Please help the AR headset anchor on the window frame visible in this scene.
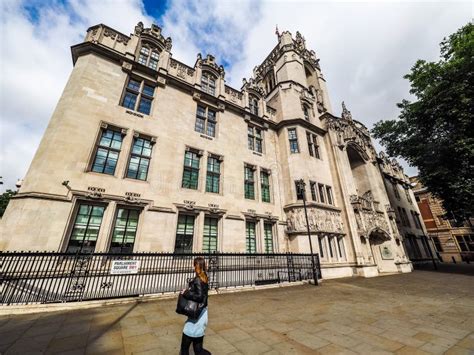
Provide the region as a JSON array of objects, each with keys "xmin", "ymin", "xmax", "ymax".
[
  {"xmin": 91, "ymin": 126, "xmax": 124, "ymax": 176},
  {"xmin": 306, "ymin": 132, "xmax": 320, "ymax": 159},
  {"xmin": 244, "ymin": 165, "xmax": 256, "ymax": 200},
  {"xmin": 318, "ymin": 183, "xmax": 326, "ymax": 204},
  {"xmin": 120, "ymin": 77, "xmax": 156, "ymax": 115},
  {"xmin": 263, "ymin": 222, "xmax": 274, "ymax": 253},
  {"xmin": 195, "ymin": 105, "xmax": 217, "ymax": 138},
  {"xmin": 288, "ymin": 128, "xmax": 300, "ymax": 154},
  {"xmin": 310, "ymin": 181, "xmax": 318, "ymax": 201},
  {"xmin": 303, "ymin": 105, "xmax": 310, "ymax": 121},
  {"xmin": 175, "ymin": 214, "xmax": 196, "ymax": 254},
  {"xmin": 249, "ymin": 96, "xmax": 259, "ymax": 116},
  {"xmin": 260, "ymin": 169, "xmax": 271, "ymax": 203},
  {"xmin": 66, "ymin": 202, "xmax": 106, "ymax": 253},
  {"xmin": 201, "ymin": 72, "xmax": 217, "ymax": 96},
  {"xmin": 137, "ymin": 44, "xmax": 160, "ymax": 70},
  {"xmin": 109, "ymin": 207, "xmax": 141, "ymax": 254},
  {"xmin": 205, "ymin": 155, "xmax": 221, "ymax": 194},
  {"xmin": 182, "ymin": 149, "xmax": 201, "ymax": 190},
  {"xmin": 247, "ymin": 125, "xmax": 263, "ymax": 153},
  {"xmin": 125, "ymin": 134, "xmax": 154, "ymax": 181},
  {"xmin": 203, "ymin": 216, "xmax": 219, "ymax": 253},
  {"xmin": 326, "ymin": 186, "xmax": 334, "ymax": 205},
  {"xmin": 295, "ymin": 180, "xmax": 305, "ymax": 200},
  {"xmin": 246, "ymin": 220, "xmax": 257, "ymax": 254}
]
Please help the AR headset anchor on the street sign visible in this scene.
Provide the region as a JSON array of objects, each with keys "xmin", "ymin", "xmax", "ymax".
[{"xmin": 110, "ymin": 260, "xmax": 140, "ymax": 274}]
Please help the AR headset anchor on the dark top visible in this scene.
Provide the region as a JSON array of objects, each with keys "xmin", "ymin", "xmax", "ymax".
[{"xmin": 184, "ymin": 276, "xmax": 209, "ymax": 307}]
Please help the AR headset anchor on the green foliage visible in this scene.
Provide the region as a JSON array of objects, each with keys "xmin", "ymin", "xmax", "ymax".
[
  {"xmin": 372, "ymin": 23, "xmax": 474, "ymax": 220},
  {"xmin": 0, "ymin": 190, "xmax": 17, "ymax": 217}
]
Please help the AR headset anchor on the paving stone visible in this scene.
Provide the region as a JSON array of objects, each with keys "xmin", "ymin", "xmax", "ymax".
[{"xmin": 232, "ymin": 337, "xmax": 272, "ymax": 354}]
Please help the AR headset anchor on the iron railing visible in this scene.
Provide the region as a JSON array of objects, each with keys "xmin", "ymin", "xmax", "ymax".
[{"xmin": 0, "ymin": 251, "xmax": 321, "ymax": 305}]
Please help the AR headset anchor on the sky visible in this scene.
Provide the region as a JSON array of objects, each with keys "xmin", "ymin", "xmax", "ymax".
[{"xmin": 0, "ymin": 0, "xmax": 471, "ymax": 192}]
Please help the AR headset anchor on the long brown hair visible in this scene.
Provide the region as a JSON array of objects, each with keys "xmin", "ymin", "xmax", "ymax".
[{"xmin": 194, "ymin": 257, "xmax": 208, "ymax": 284}]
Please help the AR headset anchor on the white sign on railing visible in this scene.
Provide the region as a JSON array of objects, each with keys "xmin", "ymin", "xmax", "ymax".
[{"xmin": 110, "ymin": 260, "xmax": 140, "ymax": 275}]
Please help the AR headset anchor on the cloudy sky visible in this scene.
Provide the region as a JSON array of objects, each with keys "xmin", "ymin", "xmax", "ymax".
[{"xmin": 0, "ymin": 0, "xmax": 471, "ymax": 192}]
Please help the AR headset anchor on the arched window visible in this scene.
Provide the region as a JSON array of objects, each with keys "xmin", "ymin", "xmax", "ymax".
[
  {"xmin": 249, "ymin": 96, "xmax": 259, "ymax": 115},
  {"xmin": 201, "ymin": 72, "xmax": 216, "ymax": 96},
  {"xmin": 138, "ymin": 45, "xmax": 159, "ymax": 70}
]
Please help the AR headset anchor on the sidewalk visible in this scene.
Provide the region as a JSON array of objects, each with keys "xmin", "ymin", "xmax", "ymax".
[{"xmin": 1, "ymin": 270, "xmax": 473, "ymax": 354}]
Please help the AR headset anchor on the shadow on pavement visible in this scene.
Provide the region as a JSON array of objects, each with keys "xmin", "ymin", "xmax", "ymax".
[{"xmin": 414, "ymin": 262, "xmax": 474, "ymax": 276}]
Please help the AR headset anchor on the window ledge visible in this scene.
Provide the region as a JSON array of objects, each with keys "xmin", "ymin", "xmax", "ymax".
[
  {"xmin": 199, "ymin": 134, "xmax": 214, "ymax": 140},
  {"xmin": 252, "ymin": 151, "xmax": 263, "ymax": 156},
  {"xmin": 124, "ymin": 109, "xmax": 146, "ymax": 118}
]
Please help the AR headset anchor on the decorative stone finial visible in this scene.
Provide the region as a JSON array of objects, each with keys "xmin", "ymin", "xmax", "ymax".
[
  {"xmin": 341, "ymin": 101, "xmax": 353, "ymax": 120},
  {"xmin": 134, "ymin": 22, "xmax": 144, "ymax": 35}
]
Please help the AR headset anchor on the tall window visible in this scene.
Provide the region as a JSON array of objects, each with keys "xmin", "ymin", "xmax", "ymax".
[
  {"xmin": 310, "ymin": 181, "xmax": 318, "ymax": 201},
  {"xmin": 201, "ymin": 72, "xmax": 216, "ymax": 95},
  {"xmin": 392, "ymin": 182, "xmax": 400, "ymax": 199},
  {"xmin": 206, "ymin": 156, "xmax": 221, "ymax": 193},
  {"xmin": 288, "ymin": 128, "xmax": 299, "ymax": 153},
  {"xmin": 138, "ymin": 46, "xmax": 159, "ymax": 70},
  {"xmin": 121, "ymin": 78, "xmax": 155, "ymax": 115},
  {"xmin": 249, "ymin": 96, "xmax": 259, "ymax": 115},
  {"xmin": 306, "ymin": 132, "xmax": 320, "ymax": 159},
  {"xmin": 303, "ymin": 105, "xmax": 310, "ymax": 121},
  {"xmin": 455, "ymin": 235, "xmax": 474, "ymax": 252},
  {"xmin": 126, "ymin": 136, "xmax": 153, "ymax": 180},
  {"xmin": 411, "ymin": 211, "xmax": 421, "ymax": 229},
  {"xmin": 175, "ymin": 214, "xmax": 195, "ymax": 253},
  {"xmin": 326, "ymin": 186, "xmax": 334, "ymax": 205},
  {"xmin": 244, "ymin": 165, "xmax": 255, "ymax": 199},
  {"xmin": 92, "ymin": 128, "xmax": 123, "ymax": 175},
  {"xmin": 337, "ymin": 238, "xmax": 346, "ymax": 260},
  {"xmin": 195, "ymin": 105, "xmax": 217, "ymax": 137},
  {"xmin": 402, "ymin": 208, "xmax": 411, "ymax": 227},
  {"xmin": 182, "ymin": 150, "xmax": 200, "ymax": 189},
  {"xmin": 432, "ymin": 237, "xmax": 443, "ymax": 252},
  {"xmin": 67, "ymin": 204, "xmax": 105, "ymax": 253},
  {"xmin": 203, "ymin": 217, "xmax": 218, "ymax": 253},
  {"xmin": 318, "ymin": 183, "xmax": 326, "ymax": 203},
  {"xmin": 110, "ymin": 208, "xmax": 139, "ymax": 253},
  {"xmin": 261, "ymin": 170, "xmax": 271, "ymax": 202},
  {"xmin": 318, "ymin": 236, "xmax": 325, "ymax": 258},
  {"xmin": 295, "ymin": 181, "xmax": 305, "ymax": 200},
  {"xmin": 248, "ymin": 125, "xmax": 263, "ymax": 153},
  {"xmin": 246, "ymin": 221, "xmax": 257, "ymax": 253},
  {"xmin": 405, "ymin": 189, "xmax": 413, "ymax": 204},
  {"xmin": 264, "ymin": 223, "xmax": 274, "ymax": 253},
  {"xmin": 328, "ymin": 235, "xmax": 334, "ymax": 258}
]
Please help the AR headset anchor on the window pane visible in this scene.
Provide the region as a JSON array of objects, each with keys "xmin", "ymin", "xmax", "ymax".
[
  {"xmin": 175, "ymin": 215, "xmax": 195, "ymax": 253},
  {"xmin": 138, "ymin": 97, "xmax": 152, "ymax": 115},
  {"xmin": 195, "ymin": 117, "xmax": 205, "ymax": 133},
  {"xmin": 122, "ymin": 92, "xmax": 138, "ymax": 109},
  {"xmin": 207, "ymin": 121, "xmax": 216, "ymax": 137},
  {"xmin": 264, "ymin": 223, "xmax": 273, "ymax": 253},
  {"xmin": 318, "ymin": 184, "xmax": 325, "ymax": 203},
  {"xmin": 246, "ymin": 221, "xmax": 257, "ymax": 253},
  {"xmin": 67, "ymin": 204, "xmax": 105, "ymax": 252},
  {"xmin": 142, "ymin": 85, "xmax": 155, "ymax": 97},
  {"xmin": 203, "ymin": 217, "xmax": 218, "ymax": 253},
  {"xmin": 128, "ymin": 79, "xmax": 141, "ymax": 91},
  {"xmin": 110, "ymin": 208, "xmax": 139, "ymax": 253}
]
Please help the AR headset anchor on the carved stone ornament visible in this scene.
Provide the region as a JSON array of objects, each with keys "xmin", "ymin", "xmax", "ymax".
[
  {"xmin": 134, "ymin": 22, "xmax": 144, "ymax": 36},
  {"xmin": 285, "ymin": 207, "xmax": 344, "ymax": 234},
  {"xmin": 124, "ymin": 195, "xmax": 140, "ymax": 204},
  {"xmin": 197, "ymin": 53, "xmax": 225, "ymax": 78},
  {"xmin": 341, "ymin": 101, "xmax": 353, "ymax": 121},
  {"xmin": 225, "ymin": 86, "xmax": 242, "ymax": 103},
  {"xmin": 295, "ymin": 31, "xmax": 306, "ymax": 51},
  {"xmin": 243, "ymin": 77, "xmax": 265, "ymax": 97},
  {"xmin": 122, "ymin": 62, "xmax": 133, "ymax": 72},
  {"xmin": 87, "ymin": 191, "xmax": 102, "ymax": 200},
  {"xmin": 165, "ymin": 37, "xmax": 172, "ymax": 51}
]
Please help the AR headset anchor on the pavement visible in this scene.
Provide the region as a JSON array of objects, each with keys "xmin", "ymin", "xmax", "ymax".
[{"xmin": 0, "ymin": 270, "xmax": 473, "ymax": 354}]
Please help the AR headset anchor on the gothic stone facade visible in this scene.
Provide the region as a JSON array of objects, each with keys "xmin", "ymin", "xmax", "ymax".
[
  {"xmin": 0, "ymin": 23, "xmax": 412, "ymax": 278},
  {"xmin": 378, "ymin": 154, "xmax": 435, "ymax": 262}
]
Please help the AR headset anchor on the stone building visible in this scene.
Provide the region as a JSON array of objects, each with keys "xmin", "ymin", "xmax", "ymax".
[
  {"xmin": 410, "ymin": 177, "xmax": 474, "ymax": 263},
  {"xmin": 378, "ymin": 155, "xmax": 435, "ymax": 262},
  {"xmin": 0, "ymin": 22, "xmax": 412, "ymax": 278}
]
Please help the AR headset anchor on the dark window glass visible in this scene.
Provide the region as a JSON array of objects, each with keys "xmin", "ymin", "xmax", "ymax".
[
  {"xmin": 110, "ymin": 208, "xmax": 139, "ymax": 253},
  {"xmin": 195, "ymin": 106, "xmax": 217, "ymax": 137},
  {"xmin": 432, "ymin": 237, "xmax": 443, "ymax": 252},
  {"xmin": 328, "ymin": 236, "xmax": 334, "ymax": 258},
  {"xmin": 326, "ymin": 186, "xmax": 334, "ymax": 205},
  {"xmin": 246, "ymin": 221, "xmax": 257, "ymax": 253},
  {"xmin": 206, "ymin": 156, "xmax": 221, "ymax": 193},
  {"xmin": 295, "ymin": 181, "xmax": 305, "ymax": 200},
  {"xmin": 201, "ymin": 72, "xmax": 216, "ymax": 96},
  {"xmin": 126, "ymin": 137, "xmax": 152, "ymax": 180},
  {"xmin": 67, "ymin": 204, "xmax": 105, "ymax": 253},
  {"xmin": 92, "ymin": 129, "xmax": 123, "ymax": 175},
  {"xmin": 175, "ymin": 215, "xmax": 195, "ymax": 253},
  {"xmin": 261, "ymin": 171, "xmax": 271, "ymax": 203},
  {"xmin": 310, "ymin": 181, "xmax": 318, "ymax": 201},
  {"xmin": 182, "ymin": 151, "xmax": 200, "ymax": 189},
  {"xmin": 121, "ymin": 78, "xmax": 155, "ymax": 115},
  {"xmin": 264, "ymin": 223, "xmax": 274, "ymax": 253},
  {"xmin": 456, "ymin": 236, "xmax": 468, "ymax": 252},
  {"xmin": 249, "ymin": 97, "xmax": 259, "ymax": 115},
  {"xmin": 244, "ymin": 166, "xmax": 255, "ymax": 199},
  {"xmin": 288, "ymin": 128, "xmax": 299, "ymax": 153},
  {"xmin": 393, "ymin": 183, "xmax": 400, "ymax": 199},
  {"xmin": 248, "ymin": 125, "xmax": 263, "ymax": 153},
  {"xmin": 303, "ymin": 106, "xmax": 310, "ymax": 121},
  {"xmin": 318, "ymin": 236, "xmax": 324, "ymax": 258},
  {"xmin": 137, "ymin": 46, "xmax": 159, "ymax": 70},
  {"xmin": 318, "ymin": 184, "xmax": 325, "ymax": 203},
  {"xmin": 203, "ymin": 217, "xmax": 218, "ymax": 253},
  {"xmin": 306, "ymin": 132, "xmax": 320, "ymax": 159}
]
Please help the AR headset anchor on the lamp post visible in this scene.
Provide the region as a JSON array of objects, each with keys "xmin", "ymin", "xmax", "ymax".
[{"xmin": 296, "ymin": 179, "xmax": 318, "ymax": 286}]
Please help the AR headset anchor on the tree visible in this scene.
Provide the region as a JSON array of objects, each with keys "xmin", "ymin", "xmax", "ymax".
[
  {"xmin": 0, "ymin": 189, "xmax": 17, "ymax": 217},
  {"xmin": 372, "ymin": 23, "xmax": 474, "ymax": 221}
]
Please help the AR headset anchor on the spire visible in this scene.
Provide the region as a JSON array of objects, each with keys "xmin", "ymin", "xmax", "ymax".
[
  {"xmin": 275, "ymin": 25, "xmax": 280, "ymax": 37},
  {"xmin": 341, "ymin": 101, "xmax": 353, "ymax": 120}
]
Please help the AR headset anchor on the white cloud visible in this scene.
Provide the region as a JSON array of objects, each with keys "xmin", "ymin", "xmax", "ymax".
[{"xmin": 0, "ymin": 0, "xmax": 153, "ymax": 191}]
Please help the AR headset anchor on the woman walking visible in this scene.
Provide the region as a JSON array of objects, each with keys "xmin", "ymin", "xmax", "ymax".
[{"xmin": 180, "ymin": 257, "xmax": 210, "ymax": 355}]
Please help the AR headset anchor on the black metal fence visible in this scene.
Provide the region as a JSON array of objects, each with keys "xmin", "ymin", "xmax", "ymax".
[{"xmin": 0, "ymin": 251, "xmax": 321, "ymax": 305}]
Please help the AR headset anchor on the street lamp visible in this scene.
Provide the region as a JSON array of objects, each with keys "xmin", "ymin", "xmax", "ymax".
[{"xmin": 296, "ymin": 179, "xmax": 318, "ymax": 286}]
